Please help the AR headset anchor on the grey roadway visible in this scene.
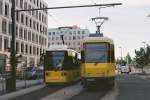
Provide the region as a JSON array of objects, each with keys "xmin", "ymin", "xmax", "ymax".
[
  {"xmin": 69, "ymin": 74, "xmax": 150, "ymax": 100},
  {"xmin": 116, "ymin": 74, "xmax": 150, "ymax": 100}
]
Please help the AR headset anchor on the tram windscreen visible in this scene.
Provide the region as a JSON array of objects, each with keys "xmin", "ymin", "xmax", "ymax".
[
  {"xmin": 85, "ymin": 43, "xmax": 107, "ymax": 63},
  {"xmin": 45, "ymin": 51, "xmax": 65, "ymax": 70}
]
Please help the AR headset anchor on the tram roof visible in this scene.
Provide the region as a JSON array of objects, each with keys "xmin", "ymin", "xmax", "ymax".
[
  {"xmin": 47, "ymin": 45, "xmax": 79, "ymax": 53},
  {"xmin": 83, "ymin": 36, "xmax": 114, "ymax": 44}
]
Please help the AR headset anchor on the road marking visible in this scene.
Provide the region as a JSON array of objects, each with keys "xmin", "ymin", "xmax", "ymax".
[
  {"xmin": 100, "ymin": 84, "xmax": 119, "ymax": 100},
  {"xmin": 40, "ymin": 83, "xmax": 83, "ymax": 100}
]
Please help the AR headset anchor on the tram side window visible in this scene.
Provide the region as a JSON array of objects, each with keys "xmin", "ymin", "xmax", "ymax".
[
  {"xmin": 111, "ymin": 44, "xmax": 115, "ymax": 63},
  {"xmin": 63, "ymin": 52, "xmax": 74, "ymax": 70},
  {"xmin": 75, "ymin": 53, "xmax": 80, "ymax": 68},
  {"xmin": 107, "ymin": 43, "xmax": 111, "ymax": 63},
  {"xmin": 44, "ymin": 52, "xmax": 52, "ymax": 70}
]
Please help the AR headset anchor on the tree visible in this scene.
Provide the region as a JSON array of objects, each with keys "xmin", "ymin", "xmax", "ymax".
[
  {"xmin": 134, "ymin": 47, "xmax": 147, "ymax": 72},
  {"xmin": 145, "ymin": 45, "xmax": 150, "ymax": 65},
  {"xmin": 125, "ymin": 53, "xmax": 132, "ymax": 64}
]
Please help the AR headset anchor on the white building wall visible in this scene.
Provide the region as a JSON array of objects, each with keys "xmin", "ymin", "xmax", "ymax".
[
  {"xmin": 48, "ymin": 26, "xmax": 90, "ymax": 52},
  {"xmin": 0, "ymin": 0, "xmax": 48, "ymax": 69}
]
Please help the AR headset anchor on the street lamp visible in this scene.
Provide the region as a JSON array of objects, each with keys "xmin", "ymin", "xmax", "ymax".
[{"xmin": 119, "ymin": 46, "xmax": 123, "ymax": 66}]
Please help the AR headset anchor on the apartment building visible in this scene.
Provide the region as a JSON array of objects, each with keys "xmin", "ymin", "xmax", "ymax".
[
  {"xmin": 0, "ymin": 0, "xmax": 48, "ymax": 70},
  {"xmin": 48, "ymin": 26, "xmax": 90, "ymax": 52}
]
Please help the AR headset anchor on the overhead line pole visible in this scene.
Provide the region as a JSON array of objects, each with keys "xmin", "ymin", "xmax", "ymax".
[
  {"xmin": 10, "ymin": 0, "xmax": 16, "ymax": 92},
  {"xmin": 11, "ymin": 2, "xmax": 122, "ymax": 92}
]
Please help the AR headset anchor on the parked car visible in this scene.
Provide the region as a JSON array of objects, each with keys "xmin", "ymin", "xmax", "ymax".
[
  {"xmin": 120, "ymin": 66, "xmax": 130, "ymax": 74},
  {"xmin": 25, "ymin": 67, "xmax": 43, "ymax": 79}
]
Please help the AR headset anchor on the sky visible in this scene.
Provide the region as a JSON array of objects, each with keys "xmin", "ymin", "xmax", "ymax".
[{"xmin": 44, "ymin": 0, "xmax": 150, "ymax": 59}]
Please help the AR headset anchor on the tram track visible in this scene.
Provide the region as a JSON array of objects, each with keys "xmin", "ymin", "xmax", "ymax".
[{"xmin": 68, "ymin": 86, "xmax": 111, "ymax": 100}]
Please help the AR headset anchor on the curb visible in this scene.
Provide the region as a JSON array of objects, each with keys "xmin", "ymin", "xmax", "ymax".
[{"xmin": 0, "ymin": 84, "xmax": 45, "ymax": 100}]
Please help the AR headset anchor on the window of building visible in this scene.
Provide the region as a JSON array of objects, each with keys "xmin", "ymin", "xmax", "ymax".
[
  {"xmin": 73, "ymin": 36, "xmax": 76, "ymax": 40},
  {"xmin": 35, "ymin": 34, "xmax": 38, "ymax": 43},
  {"xmin": 21, "ymin": 43, "xmax": 24, "ymax": 53},
  {"xmin": 4, "ymin": 37, "xmax": 9, "ymax": 51},
  {"xmin": 33, "ymin": 46, "xmax": 36, "ymax": 55},
  {"xmin": 0, "ymin": 1, "xmax": 3, "ymax": 15},
  {"xmin": 28, "ymin": 5, "xmax": 31, "ymax": 15},
  {"xmin": 24, "ymin": 29, "xmax": 27, "ymax": 40},
  {"xmin": 16, "ymin": 12, "xmax": 20, "ymax": 22},
  {"xmin": 37, "ymin": 23, "xmax": 39, "ymax": 31},
  {"xmin": 5, "ymin": 3, "xmax": 9, "ymax": 17},
  {"xmin": 30, "ymin": 18, "xmax": 32, "ymax": 28},
  {"xmin": 25, "ymin": 16, "xmax": 28, "ymax": 26},
  {"xmin": 36, "ymin": 11, "xmax": 38, "ymax": 19},
  {"xmin": 82, "ymin": 31, "xmax": 85, "ymax": 34},
  {"xmin": 24, "ymin": 2, "xmax": 27, "ymax": 9},
  {"xmin": 52, "ymin": 37, "xmax": 54, "ymax": 40},
  {"xmin": 16, "ymin": 41, "xmax": 19, "ymax": 53},
  {"xmin": 77, "ymin": 36, "xmax": 80, "ymax": 40},
  {"xmin": 39, "ymin": 36, "xmax": 41, "ymax": 44},
  {"xmin": 49, "ymin": 32, "xmax": 51, "ymax": 35},
  {"xmin": 37, "ymin": 47, "xmax": 39, "ymax": 56},
  {"xmin": 32, "ymin": 33, "xmax": 35, "ymax": 42},
  {"xmin": 21, "ymin": 13, "xmax": 24, "ymax": 24},
  {"xmin": 9, "ymin": 22, "xmax": 12, "ymax": 35},
  {"xmin": 53, "ymin": 32, "xmax": 55, "ymax": 35},
  {"xmin": 16, "ymin": 25, "xmax": 18, "ymax": 37},
  {"xmin": 73, "ymin": 31, "xmax": 76, "ymax": 34},
  {"xmin": 56, "ymin": 37, "xmax": 59, "ymax": 40},
  {"xmin": 2, "ymin": 19, "xmax": 7, "ymax": 34},
  {"xmin": 0, "ymin": 36, "xmax": 2, "ymax": 50},
  {"xmin": 20, "ymin": 0, "xmax": 23, "ymax": 9},
  {"xmin": 30, "ymin": 45, "xmax": 32, "ymax": 54},
  {"xmin": 69, "ymin": 36, "xmax": 71, "ymax": 40},
  {"xmin": 39, "ymin": 12, "xmax": 41, "ymax": 21},
  {"xmin": 16, "ymin": 0, "xmax": 18, "ymax": 7},
  {"xmin": 19, "ymin": 27, "xmax": 23, "ymax": 39},
  {"xmin": 78, "ymin": 31, "xmax": 80, "ymax": 34},
  {"xmin": 25, "ymin": 44, "xmax": 28, "ymax": 54},
  {"xmin": 28, "ymin": 31, "xmax": 31, "ymax": 41},
  {"xmin": 33, "ymin": 21, "xmax": 36, "ymax": 30},
  {"xmin": 69, "ymin": 32, "xmax": 72, "ymax": 35}
]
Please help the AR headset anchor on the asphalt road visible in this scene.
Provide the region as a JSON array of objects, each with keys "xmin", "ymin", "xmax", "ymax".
[
  {"xmin": 68, "ymin": 74, "xmax": 150, "ymax": 100},
  {"xmin": 10, "ymin": 85, "xmax": 66, "ymax": 100},
  {"xmin": 116, "ymin": 74, "xmax": 150, "ymax": 100},
  {"xmin": 68, "ymin": 84, "xmax": 111, "ymax": 100}
]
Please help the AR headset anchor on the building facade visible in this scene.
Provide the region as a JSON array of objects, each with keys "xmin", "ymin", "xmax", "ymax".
[
  {"xmin": 48, "ymin": 26, "xmax": 90, "ymax": 52},
  {"xmin": 0, "ymin": 0, "xmax": 48, "ymax": 70}
]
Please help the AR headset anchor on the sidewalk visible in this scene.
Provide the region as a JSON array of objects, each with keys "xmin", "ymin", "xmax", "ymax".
[
  {"xmin": 0, "ymin": 84, "xmax": 45, "ymax": 100},
  {"xmin": 0, "ymin": 79, "xmax": 43, "ymax": 95}
]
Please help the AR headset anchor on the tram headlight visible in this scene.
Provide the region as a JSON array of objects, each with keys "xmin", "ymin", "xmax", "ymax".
[{"xmin": 46, "ymin": 72, "xmax": 50, "ymax": 76}]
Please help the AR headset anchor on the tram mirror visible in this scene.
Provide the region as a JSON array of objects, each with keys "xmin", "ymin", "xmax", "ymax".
[{"xmin": 81, "ymin": 51, "xmax": 85, "ymax": 63}]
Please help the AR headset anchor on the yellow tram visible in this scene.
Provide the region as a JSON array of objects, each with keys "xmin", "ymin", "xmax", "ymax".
[
  {"xmin": 81, "ymin": 35, "xmax": 115, "ymax": 87},
  {"xmin": 44, "ymin": 45, "xmax": 80, "ymax": 84}
]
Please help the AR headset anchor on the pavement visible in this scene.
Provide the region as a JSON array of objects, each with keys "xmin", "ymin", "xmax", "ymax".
[
  {"xmin": 0, "ymin": 79, "xmax": 43, "ymax": 95},
  {"xmin": 0, "ymin": 84, "xmax": 45, "ymax": 100}
]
